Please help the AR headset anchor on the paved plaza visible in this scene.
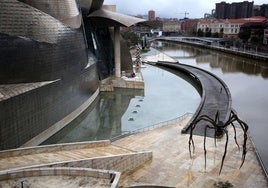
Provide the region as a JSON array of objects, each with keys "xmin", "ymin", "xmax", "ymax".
[
  {"xmin": 0, "ymin": 116, "xmax": 267, "ymax": 187},
  {"xmin": 114, "ymin": 116, "xmax": 267, "ymax": 188}
]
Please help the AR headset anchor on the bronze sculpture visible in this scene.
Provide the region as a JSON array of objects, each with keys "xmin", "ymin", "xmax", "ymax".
[{"xmin": 188, "ymin": 109, "xmax": 248, "ymax": 174}]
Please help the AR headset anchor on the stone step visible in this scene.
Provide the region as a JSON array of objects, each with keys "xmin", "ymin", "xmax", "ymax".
[{"xmin": 0, "ymin": 141, "xmax": 135, "ymax": 172}]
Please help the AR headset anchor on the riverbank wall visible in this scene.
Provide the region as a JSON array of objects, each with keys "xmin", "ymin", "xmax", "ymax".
[{"xmin": 157, "ymin": 38, "xmax": 268, "ymax": 62}]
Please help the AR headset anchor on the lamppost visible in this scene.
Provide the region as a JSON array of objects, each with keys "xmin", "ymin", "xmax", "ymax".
[{"xmin": 18, "ymin": 178, "xmax": 26, "ymax": 188}]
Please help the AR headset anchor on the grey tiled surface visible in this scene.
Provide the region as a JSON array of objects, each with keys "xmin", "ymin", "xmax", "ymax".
[{"xmin": 0, "ymin": 81, "xmax": 55, "ymax": 101}]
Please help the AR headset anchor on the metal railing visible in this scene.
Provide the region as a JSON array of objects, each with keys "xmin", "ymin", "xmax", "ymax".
[
  {"xmin": 110, "ymin": 112, "xmax": 193, "ymax": 142},
  {"xmin": 157, "ymin": 37, "xmax": 268, "ymax": 61}
]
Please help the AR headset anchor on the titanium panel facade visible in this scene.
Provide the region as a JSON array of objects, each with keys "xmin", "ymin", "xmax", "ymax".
[{"xmin": 0, "ymin": 0, "xmax": 113, "ymax": 150}]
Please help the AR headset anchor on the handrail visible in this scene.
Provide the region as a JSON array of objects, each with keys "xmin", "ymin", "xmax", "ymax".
[
  {"xmin": 154, "ymin": 61, "xmax": 232, "ymax": 135},
  {"xmin": 110, "ymin": 112, "xmax": 193, "ymax": 142},
  {"xmin": 154, "ymin": 62, "xmax": 206, "ymax": 134},
  {"xmin": 248, "ymin": 132, "xmax": 268, "ymax": 179},
  {"xmin": 157, "ymin": 37, "xmax": 268, "ymax": 61}
]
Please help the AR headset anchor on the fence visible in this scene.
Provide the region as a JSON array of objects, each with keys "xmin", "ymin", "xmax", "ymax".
[{"xmin": 110, "ymin": 112, "xmax": 192, "ymax": 142}]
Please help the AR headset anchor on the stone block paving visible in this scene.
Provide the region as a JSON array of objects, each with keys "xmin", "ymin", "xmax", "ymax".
[
  {"xmin": 0, "ymin": 145, "xmax": 132, "ymax": 171},
  {"xmin": 113, "ymin": 117, "xmax": 267, "ymax": 188}
]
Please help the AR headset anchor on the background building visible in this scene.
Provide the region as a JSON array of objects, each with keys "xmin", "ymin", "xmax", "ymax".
[
  {"xmin": 162, "ymin": 19, "xmax": 180, "ymax": 36},
  {"xmin": 215, "ymin": 1, "xmax": 253, "ymax": 19},
  {"xmin": 197, "ymin": 16, "xmax": 267, "ymax": 38},
  {"xmin": 148, "ymin": 10, "xmax": 156, "ymax": 21},
  {"xmin": 181, "ymin": 19, "xmax": 199, "ymax": 36}
]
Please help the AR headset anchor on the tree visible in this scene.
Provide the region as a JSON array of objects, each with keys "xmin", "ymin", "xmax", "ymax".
[
  {"xmin": 212, "ymin": 32, "xmax": 219, "ymax": 38},
  {"xmin": 238, "ymin": 30, "xmax": 251, "ymax": 43},
  {"xmin": 219, "ymin": 28, "xmax": 224, "ymax": 38},
  {"xmin": 205, "ymin": 28, "xmax": 211, "ymax": 37},
  {"xmin": 197, "ymin": 28, "xmax": 204, "ymax": 37},
  {"xmin": 121, "ymin": 31, "xmax": 140, "ymax": 47},
  {"xmin": 214, "ymin": 181, "xmax": 234, "ymax": 188}
]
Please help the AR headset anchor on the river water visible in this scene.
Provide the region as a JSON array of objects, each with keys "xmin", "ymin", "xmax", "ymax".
[
  {"xmin": 43, "ymin": 40, "xmax": 268, "ymax": 175},
  {"xmin": 153, "ymin": 41, "xmax": 268, "ymax": 174},
  {"xmin": 43, "ymin": 62, "xmax": 200, "ymax": 144}
]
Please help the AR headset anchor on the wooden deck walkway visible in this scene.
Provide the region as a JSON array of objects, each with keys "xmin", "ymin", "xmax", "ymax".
[{"xmin": 155, "ymin": 62, "xmax": 232, "ymax": 137}]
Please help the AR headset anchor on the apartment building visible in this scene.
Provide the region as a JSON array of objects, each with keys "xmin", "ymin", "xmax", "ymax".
[
  {"xmin": 215, "ymin": 1, "xmax": 253, "ymax": 19},
  {"xmin": 197, "ymin": 16, "xmax": 267, "ymax": 38}
]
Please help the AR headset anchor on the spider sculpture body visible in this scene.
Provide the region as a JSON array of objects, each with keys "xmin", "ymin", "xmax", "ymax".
[{"xmin": 188, "ymin": 109, "xmax": 248, "ymax": 174}]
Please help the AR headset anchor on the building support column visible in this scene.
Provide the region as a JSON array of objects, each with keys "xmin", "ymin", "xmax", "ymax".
[{"xmin": 114, "ymin": 26, "xmax": 121, "ymax": 78}]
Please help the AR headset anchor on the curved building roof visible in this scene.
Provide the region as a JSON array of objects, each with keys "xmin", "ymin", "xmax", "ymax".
[
  {"xmin": 18, "ymin": 0, "xmax": 82, "ymax": 28},
  {"xmin": 88, "ymin": 8, "xmax": 145, "ymax": 27},
  {"xmin": 0, "ymin": 0, "xmax": 73, "ymax": 44}
]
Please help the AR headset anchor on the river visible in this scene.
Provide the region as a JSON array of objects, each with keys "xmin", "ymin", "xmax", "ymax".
[
  {"xmin": 43, "ymin": 40, "xmax": 268, "ymax": 175},
  {"xmin": 153, "ymin": 40, "xmax": 268, "ymax": 175}
]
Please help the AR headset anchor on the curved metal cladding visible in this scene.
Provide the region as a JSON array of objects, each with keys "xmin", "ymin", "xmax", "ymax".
[
  {"xmin": 0, "ymin": 0, "xmax": 99, "ymax": 150},
  {"xmin": 0, "ymin": 0, "xmax": 89, "ymax": 83},
  {"xmin": 78, "ymin": 0, "xmax": 115, "ymax": 80},
  {"xmin": 88, "ymin": 0, "xmax": 104, "ymax": 13},
  {"xmin": 18, "ymin": 0, "xmax": 82, "ymax": 28}
]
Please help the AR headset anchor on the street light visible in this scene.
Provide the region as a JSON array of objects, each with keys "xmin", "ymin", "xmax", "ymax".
[{"xmin": 18, "ymin": 178, "xmax": 27, "ymax": 188}]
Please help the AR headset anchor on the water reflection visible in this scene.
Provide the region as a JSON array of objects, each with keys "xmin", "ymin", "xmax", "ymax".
[
  {"xmin": 154, "ymin": 40, "xmax": 268, "ymax": 175},
  {"xmin": 121, "ymin": 65, "xmax": 200, "ymax": 132},
  {"xmin": 43, "ymin": 65, "xmax": 200, "ymax": 145},
  {"xmin": 155, "ymin": 42, "xmax": 268, "ymax": 78},
  {"xmin": 42, "ymin": 88, "xmax": 144, "ymax": 144}
]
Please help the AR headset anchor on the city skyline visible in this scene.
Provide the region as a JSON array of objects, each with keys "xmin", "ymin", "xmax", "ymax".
[{"xmin": 104, "ymin": 0, "xmax": 268, "ymax": 19}]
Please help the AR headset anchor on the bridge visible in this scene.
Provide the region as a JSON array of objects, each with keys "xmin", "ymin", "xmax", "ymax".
[
  {"xmin": 146, "ymin": 59, "xmax": 232, "ymax": 137},
  {"xmin": 167, "ymin": 36, "xmax": 228, "ymax": 46},
  {"xmin": 148, "ymin": 36, "xmax": 228, "ymax": 45},
  {"xmin": 152, "ymin": 37, "xmax": 268, "ymax": 61}
]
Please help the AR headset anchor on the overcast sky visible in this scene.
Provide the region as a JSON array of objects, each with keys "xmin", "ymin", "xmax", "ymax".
[{"xmin": 103, "ymin": 0, "xmax": 267, "ymax": 19}]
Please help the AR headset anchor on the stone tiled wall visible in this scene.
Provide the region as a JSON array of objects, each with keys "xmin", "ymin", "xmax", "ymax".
[
  {"xmin": 0, "ymin": 140, "xmax": 110, "ymax": 158},
  {"xmin": 90, "ymin": 152, "xmax": 153, "ymax": 172},
  {"xmin": 0, "ymin": 167, "xmax": 121, "ymax": 188},
  {"xmin": 0, "ymin": 65, "xmax": 99, "ymax": 150},
  {"xmin": 42, "ymin": 152, "xmax": 153, "ymax": 173}
]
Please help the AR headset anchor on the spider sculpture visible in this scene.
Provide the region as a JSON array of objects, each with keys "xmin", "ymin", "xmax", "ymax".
[{"xmin": 188, "ymin": 109, "xmax": 248, "ymax": 174}]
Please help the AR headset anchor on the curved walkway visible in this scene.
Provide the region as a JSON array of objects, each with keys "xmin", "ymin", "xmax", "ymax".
[{"xmin": 152, "ymin": 61, "xmax": 232, "ymax": 137}]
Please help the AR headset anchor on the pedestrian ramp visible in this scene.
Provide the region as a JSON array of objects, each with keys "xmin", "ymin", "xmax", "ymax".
[{"xmin": 0, "ymin": 140, "xmax": 152, "ymax": 174}]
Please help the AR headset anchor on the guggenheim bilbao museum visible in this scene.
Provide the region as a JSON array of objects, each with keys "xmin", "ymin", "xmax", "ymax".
[{"xmin": 0, "ymin": 0, "xmax": 144, "ymax": 150}]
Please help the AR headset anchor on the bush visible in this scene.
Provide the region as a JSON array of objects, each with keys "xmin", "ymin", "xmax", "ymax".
[
  {"xmin": 121, "ymin": 31, "xmax": 141, "ymax": 47},
  {"xmin": 214, "ymin": 181, "xmax": 234, "ymax": 188}
]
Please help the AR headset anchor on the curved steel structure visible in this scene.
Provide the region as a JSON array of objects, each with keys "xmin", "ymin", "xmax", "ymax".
[
  {"xmin": 88, "ymin": 9, "xmax": 145, "ymax": 27},
  {"xmin": 0, "ymin": 0, "xmax": 88, "ymax": 83},
  {"xmin": 0, "ymin": 0, "xmax": 144, "ymax": 150}
]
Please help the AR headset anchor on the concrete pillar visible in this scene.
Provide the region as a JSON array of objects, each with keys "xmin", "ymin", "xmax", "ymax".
[{"xmin": 114, "ymin": 26, "xmax": 121, "ymax": 78}]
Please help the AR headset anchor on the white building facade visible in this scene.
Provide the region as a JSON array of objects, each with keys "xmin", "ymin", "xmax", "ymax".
[{"xmin": 197, "ymin": 17, "xmax": 267, "ymax": 38}]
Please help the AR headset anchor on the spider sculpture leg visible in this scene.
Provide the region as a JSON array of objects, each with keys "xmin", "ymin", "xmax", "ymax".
[
  {"xmin": 204, "ymin": 124, "xmax": 216, "ymax": 171},
  {"xmin": 188, "ymin": 110, "xmax": 248, "ymax": 174},
  {"xmin": 219, "ymin": 128, "xmax": 229, "ymax": 174},
  {"xmin": 188, "ymin": 122, "xmax": 196, "ymax": 158},
  {"xmin": 188, "ymin": 115, "xmax": 216, "ymax": 159},
  {"xmin": 230, "ymin": 122, "xmax": 240, "ymax": 151},
  {"xmin": 226, "ymin": 110, "xmax": 248, "ymax": 168}
]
